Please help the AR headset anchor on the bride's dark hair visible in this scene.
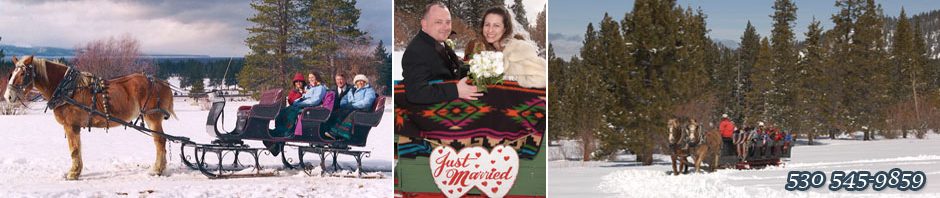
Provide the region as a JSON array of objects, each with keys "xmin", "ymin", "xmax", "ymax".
[{"xmin": 479, "ymin": 6, "xmax": 513, "ymax": 50}]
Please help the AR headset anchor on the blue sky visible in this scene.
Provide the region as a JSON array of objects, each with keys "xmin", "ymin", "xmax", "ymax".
[{"xmin": 549, "ymin": 0, "xmax": 940, "ymax": 59}]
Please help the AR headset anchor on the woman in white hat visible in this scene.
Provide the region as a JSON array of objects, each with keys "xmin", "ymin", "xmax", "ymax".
[
  {"xmin": 340, "ymin": 74, "xmax": 377, "ymax": 110},
  {"xmin": 326, "ymin": 74, "xmax": 377, "ymax": 140}
]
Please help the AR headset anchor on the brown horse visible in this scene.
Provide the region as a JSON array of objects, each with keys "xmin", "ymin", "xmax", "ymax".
[
  {"xmin": 4, "ymin": 56, "xmax": 175, "ymax": 180},
  {"xmin": 667, "ymin": 118, "xmax": 691, "ymax": 175},
  {"xmin": 669, "ymin": 118, "xmax": 722, "ymax": 174},
  {"xmin": 690, "ymin": 128, "xmax": 722, "ymax": 173}
]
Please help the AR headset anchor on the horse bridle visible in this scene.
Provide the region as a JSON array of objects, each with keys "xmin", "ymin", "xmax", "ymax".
[{"xmin": 9, "ymin": 62, "xmax": 37, "ymax": 100}]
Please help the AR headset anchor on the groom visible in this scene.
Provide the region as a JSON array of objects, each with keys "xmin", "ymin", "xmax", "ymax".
[{"xmin": 402, "ymin": 2, "xmax": 482, "ymax": 104}]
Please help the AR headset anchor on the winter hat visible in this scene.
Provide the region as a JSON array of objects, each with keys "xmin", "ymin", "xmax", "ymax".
[
  {"xmin": 292, "ymin": 73, "xmax": 305, "ymax": 83},
  {"xmin": 354, "ymin": 74, "xmax": 369, "ymax": 84}
]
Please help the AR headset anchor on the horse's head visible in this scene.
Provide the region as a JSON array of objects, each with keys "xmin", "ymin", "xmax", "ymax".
[
  {"xmin": 667, "ymin": 118, "xmax": 679, "ymax": 144},
  {"xmin": 4, "ymin": 56, "xmax": 37, "ymax": 103},
  {"xmin": 687, "ymin": 119, "xmax": 699, "ymax": 141}
]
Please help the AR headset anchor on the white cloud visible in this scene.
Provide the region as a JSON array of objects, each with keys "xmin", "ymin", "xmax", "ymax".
[{"xmin": 0, "ymin": 0, "xmax": 250, "ymax": 56}]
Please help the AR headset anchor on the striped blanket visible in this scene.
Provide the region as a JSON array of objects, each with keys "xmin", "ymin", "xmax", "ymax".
[{"xmin": 394, "ymin": 81, "xmax": 546, "ymax": 159}]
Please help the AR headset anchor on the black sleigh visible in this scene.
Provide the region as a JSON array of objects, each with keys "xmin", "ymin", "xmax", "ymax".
[{"xmin": 181, "ymin": 89, "xmax": 386, "ymax": 178}]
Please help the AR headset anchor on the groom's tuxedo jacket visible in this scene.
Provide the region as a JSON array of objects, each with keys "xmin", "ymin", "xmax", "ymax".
[{"xmin": 401, "ymin": 30, "xmax": 464, "ymax": 104}]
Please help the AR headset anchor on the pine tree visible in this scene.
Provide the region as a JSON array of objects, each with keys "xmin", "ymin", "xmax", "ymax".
[
  {"xmin": 596, "ymin": 13, "xmax": 629, "ymax": 160},
  {"xmin": 572, "ymin": 23, "xmax": 602, "ymax": 161},
  {"xmin": 737, "ymin": 21, "xmax": 760, "ymax": 123},
  {"xmin": 770, "ymin": 0, "xmax": 798, "ymax": 129},
  {"xmin": 829, "ymin": 0, "xmax": 889, "ymax": 140},
  {"xmin": 547, "ymin": 43, "xmax": 569, "ymax": 141},
  {"xmin": 532, "ymin": 5, "xmax": 547, "ymax": 52},
  {"xmin": 374, "ymin": 40, "xmax": 392, "ymax": 95},
  {"xmin": 748, "ymin": 37, "xmax": 773, "ymax": 123},
  {"xmin": 890, "ymin": 8, "xmax": 931, "ymax": 138},
  {"xmin": 239, "ymin": 0, "xmax": 299, "ymax": 93},
  {"xmin": 891, "ymin": 8, "xmax": 915, "ymax": 101},
  {"xmin": 800, "ymin": 18, "xmax": 826, "ymax": 145},
  {"xmin": 509, "ymin": 0, "xmax": 530, "ymax": 28},
  {"xmin": 302, "ymin": 0, "xmax": 366, "ymax": 75},
  {"xmin": 457, "ymin": 0, "xmax": 504, "ymax": 31},
  {"xmin": 856, "ymin": 0, "xmax": 889, "ymax": 140},
  {"xmin": 619, "ymin": 0, "xmax": 682, "ymax": 165},
  {"xmin": 239, "ymin": 0, "xmax": 367, "ymax": 95},
  {"xmin": 912, "ymin": 22, "xmax": 929, "ymax": 92}
]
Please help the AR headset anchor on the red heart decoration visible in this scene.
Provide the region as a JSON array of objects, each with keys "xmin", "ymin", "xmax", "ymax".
[
  {"xmin": 443, "ymin": 181, "xmax": 447, "ymax": 185},
  {"xmin": 475, "ymin": 164, "xmax": 480, "ymax": 168},
  {"xmin": 481, "ymin": 181, "xmax": 488, "ymax": 187},
  {"xmin": 491, "ymin": 187, "xmax": 499, "ymax": 193},
  {"xmin": 448, "ymin": 190, "xmax": 454, "ymax": 194},
  {"xmin": 438, "ymin": 149, "xmax": 443, "ymax": 154},
  {"xmin": 497, "ymin": 181, "xmax": 502, "ymax": 185},
  {"xmin": 491, "ymin": 168, "xmax": 497, "ymax": 172},
  {"xmin": 498, "ymin": 149, "xmax": 502, "ymax": 153},
  {"xmin": 457, "ymin": 188, "xmax": 463, "ymax": 192},
  {"xmin": 475, "ymin": 152, "xmax": 481, "ymax": 158},
  {"xmin": 504, "ymin": 156, "xmax": 510, "ymax": 161},
  {"xmin": 491, "ymin": 160, "xmax": 495, "ymax": 164}
]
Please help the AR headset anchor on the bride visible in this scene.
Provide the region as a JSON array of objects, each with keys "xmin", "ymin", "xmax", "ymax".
[{"xmin": 463, "ymin": 6, "xmax": 547, "ymax": 89}]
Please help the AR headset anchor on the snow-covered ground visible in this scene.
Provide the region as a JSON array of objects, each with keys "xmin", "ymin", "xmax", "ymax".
[
  {"xmin": 0, "ymin": 97, "xmax": 393, "ymax": 197},
  {"xmin": 549, "ymin": 135, "xmax": 940, "ymax": 197}
]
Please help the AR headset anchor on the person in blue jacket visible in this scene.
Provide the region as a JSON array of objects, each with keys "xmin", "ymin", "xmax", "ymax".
[
  {"xmin": 293, "ymin": 73, "xmax": 328, "ymax": 108},
  {"xmin": 274, "ymin": 72, "xmax": 327, "ymax": 138},
  {"xmin": 340, "ymin": 74, "xmax": 376, "ymax": 110},
  {"xmin": 325, "ymin": 74, "xmax": 377, "ymax": 140}
]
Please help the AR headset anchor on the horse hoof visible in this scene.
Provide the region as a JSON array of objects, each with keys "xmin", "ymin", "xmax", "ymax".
[
  {"xmin": 149, "ymin": 169, "xmax": 164, "ymax": 176},
  {"xmin": 65, "ymin": 172, "xmax": 80, "ymax": 180},
  {"xmin": 149, "ymin": 166, "xmax": 166, "ymax": 176}
]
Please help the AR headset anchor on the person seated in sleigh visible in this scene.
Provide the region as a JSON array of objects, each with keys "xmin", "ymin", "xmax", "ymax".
[
  {"xmin": 273, "ymin": 72, "xmax": 328, "ymax": 137},
  {"xmin": 322, "ymin": 74, "xmax": 376, "ymax": 141},
  {"xmin": 287, "ymin": 73, "xmax": 307, "ymax": 105}
]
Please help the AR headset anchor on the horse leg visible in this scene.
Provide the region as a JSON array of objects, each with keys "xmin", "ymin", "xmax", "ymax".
[
  {"xmin": 694, "ymin": 150, "xmax": 703, "ymax": 174},
  {"xmin": 680, "ymin": 153, "xmax": 689, "ymax": 174},
  {"xmin": 64, "ymin": 125, "xmax": 83, "ymax": 180},
  {"xmin": 712, "ymin": 150, "xmax": 720, "ymax": 172},
  {"xmin": 670, "ymin": 154, "xmax": 679, "ymax": 175},
  {"xmin": 683, "ymin": 157, "xmax": 690, "ymax": 174},
  {"xmin": 145, "ymin": 115, "xmax": 167, "ymax": 176}
]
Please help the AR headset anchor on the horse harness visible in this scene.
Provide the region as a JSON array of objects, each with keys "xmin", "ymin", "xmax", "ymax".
[
  {"xmin": 670, "ymin": 123, "xmax": 706, "ymax": 151},
  {"xmin": 42, "ymin": 65, "xmax": 190, "ymax": 143}
]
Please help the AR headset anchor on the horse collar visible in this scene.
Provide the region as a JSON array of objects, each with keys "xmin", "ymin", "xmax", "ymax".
[{"xmin": 46, "ymin": 67, "xmax": 80, "ymax": 111}]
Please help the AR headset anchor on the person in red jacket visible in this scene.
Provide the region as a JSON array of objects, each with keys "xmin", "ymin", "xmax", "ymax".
[
  {"xmin": 719, "ymin": 114, "xmax": 735, "ymax": 138},
  {"xmin": 287, "ymin": 73, "xmax": 306, "ymax": 105},
  {"xmin": 719, "ymin": 114, "xmax": 736, "ymax": 157}
]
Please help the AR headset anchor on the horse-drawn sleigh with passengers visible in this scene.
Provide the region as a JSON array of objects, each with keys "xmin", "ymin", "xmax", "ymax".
[
  {"xmin": 666, "ymin": 116, "xmax": 793, "ymax": 175},
  {"xmin": 4, "ymin": 55, "xmax": 385, "ymax": 179}
]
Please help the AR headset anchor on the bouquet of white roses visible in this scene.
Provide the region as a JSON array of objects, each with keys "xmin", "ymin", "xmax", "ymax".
[{"xmin": 467, "ymin": 51, "xmax": 505, "ymax": 92}]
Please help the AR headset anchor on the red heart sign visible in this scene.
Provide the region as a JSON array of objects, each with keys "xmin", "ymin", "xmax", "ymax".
[{"xmin": 430, "ymin": 145, "xmax": 519, "ymax": 198}]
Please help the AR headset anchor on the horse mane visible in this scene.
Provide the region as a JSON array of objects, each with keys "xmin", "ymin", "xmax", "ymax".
[
  {"xmin": 32, "ymin": 58, "xmax": 50, "ymax": 85},
  {"xmin": 33, "ymin": 58, "xmax": 95, "ymax": 87}
]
